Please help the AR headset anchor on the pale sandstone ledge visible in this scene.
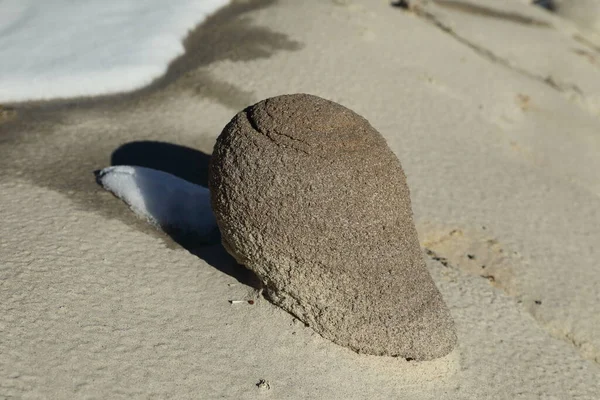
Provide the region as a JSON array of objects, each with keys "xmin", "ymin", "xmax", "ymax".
[{"xmin": 1, "ymin": 0, "xmax": 599, "ymax": 398}]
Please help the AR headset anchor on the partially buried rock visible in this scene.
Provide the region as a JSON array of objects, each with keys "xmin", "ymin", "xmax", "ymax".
[{"xmin": 209, "ymin": 94, "xmax": 456, "ymax": 360}]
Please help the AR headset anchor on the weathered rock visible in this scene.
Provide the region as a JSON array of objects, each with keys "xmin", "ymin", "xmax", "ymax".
[{"xmin": 208, "ymin": 94, "xmax": 456, "ymax": 360}]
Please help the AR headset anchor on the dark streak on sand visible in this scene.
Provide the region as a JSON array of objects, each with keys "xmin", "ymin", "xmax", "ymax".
[
  {"xmin": 573, "ymin": 34, "xmax": 600, "ymax": 54},
  {"xmin": 145, "ymin": 0, "xmax": 302, "ymax": 109},
  {"xmin": 433, "ymin": 0, "xmax": 551, "ymax": 27}
]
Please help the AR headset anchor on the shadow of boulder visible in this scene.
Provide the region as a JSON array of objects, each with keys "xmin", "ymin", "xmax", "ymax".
[
  {"xmin": 108, "ymin": 140, "xmax": 260, "ymax": 288},
  {"xmin": 111, "ymin": 140, "xmax": 212, "ymax": 187}
]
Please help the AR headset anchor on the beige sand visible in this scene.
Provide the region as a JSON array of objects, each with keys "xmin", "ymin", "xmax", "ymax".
[{"xmin": 1, "ymin": 0, "xmax": 599, "ymax": 398}]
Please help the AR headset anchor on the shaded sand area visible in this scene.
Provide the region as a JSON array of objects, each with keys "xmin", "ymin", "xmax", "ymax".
[{"xmin": 1, "ymin": 0, "xmax": 599, "ymax": 398}]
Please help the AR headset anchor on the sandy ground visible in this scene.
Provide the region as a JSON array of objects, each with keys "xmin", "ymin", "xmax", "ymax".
[{"xmin": 1, "ymin": 0, "xmax": 600, "ymax": 398}]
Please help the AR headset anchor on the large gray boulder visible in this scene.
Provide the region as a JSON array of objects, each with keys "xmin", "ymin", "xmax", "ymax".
[{"xmin": 209, "ymin": 94, "xmax": 456, "ymax": 360}]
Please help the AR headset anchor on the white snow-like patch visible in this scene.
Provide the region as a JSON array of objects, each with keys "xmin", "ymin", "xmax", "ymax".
[
  {"xmin": 0, "ymin": 0, "xmax": 229, "ymax": 103},
  {"xmin": 97, "ymin": 166, "xmax": 217, "ymax": 242}
]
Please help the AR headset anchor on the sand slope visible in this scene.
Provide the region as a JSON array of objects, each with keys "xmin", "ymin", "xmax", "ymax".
[{"xmin": 1, "ymin": 0, "xmax": 599, "ymax": 398}]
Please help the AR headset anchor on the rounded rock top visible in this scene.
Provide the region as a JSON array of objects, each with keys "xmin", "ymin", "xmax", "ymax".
[{"xmin": 209, "ymin": 94, "xmax": 457, "ymax": 360}]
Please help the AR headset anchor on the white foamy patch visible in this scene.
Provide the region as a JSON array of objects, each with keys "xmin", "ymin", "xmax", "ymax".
[
  {"xmin": 0, "ymin": 0, "xmax": 229, "ymax": 103},
  {"xmin": 97, "ymin": 166, "xmax": 217, "ymax": 242}
]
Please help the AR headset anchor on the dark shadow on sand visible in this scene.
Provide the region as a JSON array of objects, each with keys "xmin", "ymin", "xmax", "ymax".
[
  {"xmin": 107, "ymin": 140, "xmax": 261, "ymax": 288},
  {"xmin": 111, "ymin": 141, "xmax": 212, "ymax": 187}
]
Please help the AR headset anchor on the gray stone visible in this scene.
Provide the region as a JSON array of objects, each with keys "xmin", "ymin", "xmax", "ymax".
[{"xmin": 208, "ymin": 94, "xmax": 456, "ymax": 360}]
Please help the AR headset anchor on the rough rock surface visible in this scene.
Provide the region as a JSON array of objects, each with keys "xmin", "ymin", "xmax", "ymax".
[{"xmin": 208, "ymin": 94, "xmax": 456, "ymax": 360}]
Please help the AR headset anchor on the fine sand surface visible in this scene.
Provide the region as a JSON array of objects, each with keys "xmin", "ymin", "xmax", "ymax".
[{"xmin": 1, "ymin": 0, "xmax": 600, "ymax": 398}]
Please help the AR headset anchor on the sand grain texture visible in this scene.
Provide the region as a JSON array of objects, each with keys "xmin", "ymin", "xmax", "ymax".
[{"xmin": 1, "ymin": 0, "xmax": 600, "ymax": 398}]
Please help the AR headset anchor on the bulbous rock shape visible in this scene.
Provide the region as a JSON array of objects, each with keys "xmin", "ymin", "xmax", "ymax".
[{"xmin": 209, "ymin": 94, "xmax": 457, "ymax": 360}]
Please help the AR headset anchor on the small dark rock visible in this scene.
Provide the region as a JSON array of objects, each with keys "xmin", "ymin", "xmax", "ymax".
[{"xmin": 391, "ymin": 0, "xmax": 411, "ymax": 9}]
